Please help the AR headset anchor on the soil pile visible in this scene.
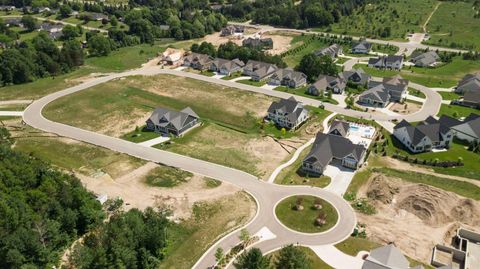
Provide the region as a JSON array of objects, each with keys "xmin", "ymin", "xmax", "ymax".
[{"xmin": 366, "ymin": 174, "xmax": 400, "ymax": 204}]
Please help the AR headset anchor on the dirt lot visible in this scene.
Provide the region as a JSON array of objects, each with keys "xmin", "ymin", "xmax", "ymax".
[
  {"xmin": 389, "ymin": 101, "xmax": 422, "ymax": 115},
  {"xmin": 357, "ymin": 173, "xmax": 480, "ymax": 263}
]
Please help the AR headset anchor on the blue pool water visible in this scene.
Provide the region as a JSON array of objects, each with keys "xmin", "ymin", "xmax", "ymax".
[{"xmin": 350, "ymin": 126, "xmax": 359, "ymax": 131}]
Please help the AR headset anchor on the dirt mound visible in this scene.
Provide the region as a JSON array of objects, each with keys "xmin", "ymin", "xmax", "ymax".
[{"xmin": 367, "ymin": 174, "xmax": 400, "ymax": 204}]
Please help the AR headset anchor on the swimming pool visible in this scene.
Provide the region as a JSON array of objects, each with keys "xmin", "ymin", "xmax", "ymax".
[{"xmin": 350, "ymin": 126, "xmax": 359, "ymax": 131}]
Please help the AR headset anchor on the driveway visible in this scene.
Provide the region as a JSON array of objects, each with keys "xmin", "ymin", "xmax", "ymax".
[{"xmin": 323, "ymin": 164, "xmax": 355, "ymax": 196}]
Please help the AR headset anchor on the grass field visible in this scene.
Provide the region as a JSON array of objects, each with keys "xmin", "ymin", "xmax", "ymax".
[
  {"xmin": 439, "ymin": 91, "xmax": 461, "ymax": 100},
  {"xmin": 121, "ymin": 126, "xmax": 161, "ymax": 143},
  {"xmin": 236, "ymin": 79, "xmax": 267, "ymax": 87},
  {"xmin": 275, "ymin": 195, "xmax": 338, "ymax": 233},
  {"xmin": 143, "ymin": 166, "xmax": 193, "ymax": 188},
  {"xmin": 268, "ymin": 246, "xmax": 333, "ymax": 269},
  {"xmin": 355, "ymin": 57, "xmax": 480, "ymax": 88},
  {"xmin": 317, "ymin": 0, "xmax": 437, "ymax": 40},
  {"xmin": 274, "ymin": 86, "xmax": 339, "ymax": 105},
  {"xmin": 282, "ymin": 35, "xmax": 332, "ymax": 67},
  {"xmin": 335, "ymin": 236, "xmax": 381, "ymax": 256},
  {"xmin": 161, "ymin": 192, "xmax": 255, "ymax": 269},
  {"xmin": 437, "ymin": 104, "xmax": 479, "ymax": 118},
  {"xmin": 425, "ymin": 1, "xmax": 480, "ymax": 50}
]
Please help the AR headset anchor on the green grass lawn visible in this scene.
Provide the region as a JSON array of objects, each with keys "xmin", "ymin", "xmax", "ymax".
[
  {"xmin": 355, "ymin": 56, "xmax": 480, "ymax": 88},
  {"xmin": 274, "ymin": 86, "xmax": 339, "ymax": 105},
  {"xmin": 268, "ymin": 246, "xmax": 333, "ymax": 269},
  {"xmin": 275, "ymin": 195, "xmax": 338, "ymax": 233},
  {"xmin": 236, "ymin": 79, "xmax": 267, "ymax": 87},
  {"xmin": 425, "ymin": 1, "xmax": 480, "ymax": 50},
  {"xmin": 439, "ymin": 91, "xmax": 461, "ymax": 100},
  {"xmin": 335, "ymin": 237, "xmax": 381, "ymax": 256},
  {"xmin": 221, "ymin": 71, "xmax": 243, "ymax": 80},
  {"xmin": 336, "ymin": 57, "xmax": 350, "ymax": 64},
  {"xmin": 121, "ymin": 126, "xmax": 161, "ymax": 143},
  {"xmin": 408, "ymin": 88, "xmax": 425, "ymax": 98},
  {"xmin": 275, "ymin": 144, "xmax": 332, "ymax": 188},
  {"xmin": 316, "ymin": 0, "xmax": 437, "ymax": 40},
  {"xmin": 437, "ymin": 104, "xmax": 479, "ymax": 119},
  {"xmin": 282, "ymin": 35, "xmax": 332, "ymax": 67},
  {"xmin": 143, "ymin": 166, "xmax": 193, "ymax": 188}
]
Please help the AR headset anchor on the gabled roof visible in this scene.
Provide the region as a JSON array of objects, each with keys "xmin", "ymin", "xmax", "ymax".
[
  {"xmin": 368, "ymin": 57, "xmax": 384, "ymax": 65},
  {"xmin": 329, "ymin": 120, "xmax": 350, "ymax": 137},
  {"xmin": 457, "ymin": 74, "xmax": 480, "ymax": 93},
  {"xmin": 362, "ymin": 244, "xmax": 410, "ymax": 269},
  {"xmin": 312, "ymin": 74, "xmax": 345, "ymax": 91},
  {"xmin": 359, "ymin": 84, "xmax": 390, "ymax": 103},
  {"xmin": 395, "ymin": 117, "xmax": 451, "ymax": 145},
  {"xmin": 184, "ymin": 53, "xmax": 213, "ymax": 65},
  {"xmin": 148, "ymin": 107, "xmax": 199, "ymax": 131},
  {"xmin": 271, "ymin": 68, "xmax": 307, "ymax": 84},
  {"xmin": 385, "ymin": 55, "xmax": 403, "ymax": 64},
  {"xmin": 245, "ymin": 60, "xmax": 277, "ymax": 78},
  {"xmin": 383, "ymin": 75, "xmax": 409, "ymax": 87},
  {"xmin": 411, "ymin": 51, "xmax": 439, "ymax": 66},
  {"xmin": 464, "ymin": 90, "xmax": 480, "ymax": 104},
  {"xmin": 341, "ymin": 68, "xmax": 371, "ymax": 85},
  {"xmin": 438, "ymin": 115, "xmax": 462, "ymax": 128},
  {"xmin": 353, "ymin": 38, "xmax": 372, "ymax": 51},
  {"xmin": 267, "ymin": 97, "xmax": 307, "ymax": 123},
  {"xmin": 315, "ymin": 43, "xmax": 342, "ymax": 58}
]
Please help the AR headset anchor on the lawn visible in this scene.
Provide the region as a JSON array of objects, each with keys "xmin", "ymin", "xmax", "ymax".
[
  {"xmin": 274, "ymin": 86, "xmax": 339, "ymax": 105},
  {"xmin": 143, "ymin": 165, "xmax": 193, "ymax": 188},
  {"xmin": 437, "ymin": 104, "xmax": 479, "ymax": 119},
  {"xmin": 282, "ymin": 35, "xmax": 332, "ymax": 67},
  {"xmin": 160, "ymin": 192, "xmax": 256, "ymax": 269},
  {"xmin": 316, "ymin": 0, "xmax": 437, "ymax": 40},
  {"xmin": 268, "ymin": 246, "xmax": 333, "ymax": 269},
  {"xmin": 408, "ymin": 88, "xmax": 425, "ymax": 98},
  {"xmin": 335, "ymin": 236, "xmax": 381, "ymax": 256},
  {"xmin": 236, "ymin": 79, "xmax": 267, "ymax": 87},
  {"xmin": 355, "ymin": 56, "xmax": 480, "ymax": 88},
  {"xmin": 275, "ymin": 144, "xmax": 332, "ymax": 188},
  {"xmin": 439, "ymin": 91, "xmax": 461, "ymax": 100},
  {"xmin": 121, "ymin": 126, "xmax": 161, "ymax": 143},
  {"xmin": 221, "ymin": 71, "xmax": 243, "ymax": 80},
  {"xmin": 424, "ymin": 1, "xmax": 480, "ymax": 50},
  {"xmin": 275, "ymin": 195, "xmax": 338, "ymax": 233}
]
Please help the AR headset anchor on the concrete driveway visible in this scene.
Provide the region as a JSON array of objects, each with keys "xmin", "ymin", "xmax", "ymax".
[{"xmin": 323, "ymin": 163, "xmax": 355, "ymax": 197}]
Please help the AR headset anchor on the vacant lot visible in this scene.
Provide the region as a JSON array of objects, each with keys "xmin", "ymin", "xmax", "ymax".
[
  {"xmin": 437, "ymin": 104, "xmax": 479, "ymax": 119},
  {"xmin": 425, "ymin": 1, "xmax": 480, "ymax": 50},
  {"xmin": 282, "ymin": 35, "xmax": 332, "ymax": 67}
]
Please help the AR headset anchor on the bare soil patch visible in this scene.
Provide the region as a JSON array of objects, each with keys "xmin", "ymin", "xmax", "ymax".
[
  {"xmin": 389, "ymin": 101, "xmax": 422, "ymax": 115},
  {"xmin": 263, "ymin": 32, "xmax": 296, "ymax": 55},
  {"xmin": 357, "ymin": 173, "xmax": 480, "ymax": 263}
]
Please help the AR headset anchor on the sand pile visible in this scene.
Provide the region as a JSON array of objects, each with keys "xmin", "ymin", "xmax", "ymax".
[{"xmin": 366, "ymin": 174, "xmax": 400, "ymax": 204}]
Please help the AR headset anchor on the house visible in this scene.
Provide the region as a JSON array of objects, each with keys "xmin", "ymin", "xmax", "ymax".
[
  {"xmin": 267, "ymin": 97, "xmax": 309, "ymax": 129},
  {"xmin": 145, "ymin": 107, "xmax": 200, "ymax": 137},
  {"xmin": 268, "ymin": 68, "xmax": 307, "ymax": 88},
  {"xmin": 89, "ymin": 12, "xmax": 109, "ymax": 21},
  {"xmin": 243, "ymin": 60, "xmax": 277, "ymax": 81},
  {"xmin": 209, "ymin": 58, "xmax": 245, "ymax": 75},
  {"xmin": 183, "ymin": 53, "xmax": 214, "ymax": 70},
  {"xmin": 340, "ymin": 68, "xmax": 371, "ymax": 86},
  {"xmin": 362, "ymin": 244, "xmax": 424, "ymax": 269},
  {"xmin": 314, "ymin": 44, "xmax": 343, "ymax": 58},
  {"xmin": 328, "ymin": 120, "xmax": 350, "ymax": 137},
  {"xmin": 220, "ymin": 25, "xmax": 244, "ymax": 36},
  {"xmin": 368, "ymin": 55, "xmax": 404, "ymax": 69},
  {"xmin": 307, "ymin": 74, "xmax": 346, "ymax": 95},
  {"xmin": 38, "ymin": 22, "xmax": 63, "ymax": 33},
  {"xmin": 393, "ymin": 116, "xmax": 453, "ymax": 153},
  {"xmin": 4, "ymin": 18, "xmax": 23, "ymax": 27},
  {"xmin": 351, "ymin": 38, "xmax": 372, "ymax": 54},
  {"xmin": 302, "ymin": 131, "xmax": 366, "ymax": 175},
  {"xmin": 461, "ymin": 90, "xmax": 480, "ymax": 108},
  {"xmin": 0, "ymin": 5, "xmax": 16, "ymax": 11},
  {"xmin": 431, "ymin": 228, "xmax": 480, "ymax": 269},
  {"xmin": 358, "ymin": 76, "xmax": 408, "ymax": 107},
  {"xmin": 439, "ymin": 113, "xmax": 480, "ymax": 143},
  {"xmin": 410, "ymin": 51, "xmax": 440, "ymax": 67},
  {"xmin": 242, "ymin": 37, "xmax": 273, "ymax": 50},
  {"xmin": 160, "ymin": 48, "xmax": 185, "ymax": 66},
  {"xmin": 455, "ymin": 74, "xmax": 480, "ymax": 94}
]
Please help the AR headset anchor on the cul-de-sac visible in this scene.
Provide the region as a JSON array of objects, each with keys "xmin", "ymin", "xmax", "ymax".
[{"xmin": 1, "ymin": 0, "xmax": 480, "ymax": 268}]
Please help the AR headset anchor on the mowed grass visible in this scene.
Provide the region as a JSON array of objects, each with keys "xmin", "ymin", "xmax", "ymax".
[
  {"xmin": 236, "ymin": 79, "xmax": 267, "ymax": 87},
  {"xmin": 355, "ymin": 57, "xmax": 480, "ymax": 88},
  {"xmin": 275, "ymin": 195, "xmax": 338, "ymax": 233},
  {"xmin": 143, "ymin": 166, "xmax": 193, "ymax": 188},
  {"xmin": 439, "ymin": 91, "xmax": 461, "ymax": 100},
  {"xmin": 425, "ymin": 1, "xmax": 480, "ymax": 50},
  {"xmin": 268, "ymin": 246, "xmax": 333, "ymax": 269},
  {"xmin": 437, "ymin": 104, "xmax": 479, "ymax": 119},
  {"xmin": 335, "ymin": 237, "xmax": 381, "ymax": 256},
  {"xmin": 282, "ymin": 35, "xmax": 331, "ymax": 67},
  {"xmin": 318, "ymin": 0, "xmax": 437, "ymax": 39},
  {"xmin": 160, "ymin": 192, "xmax": 255, "ymax": 269}
]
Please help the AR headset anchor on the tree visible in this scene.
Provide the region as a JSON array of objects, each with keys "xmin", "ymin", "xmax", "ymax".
[
  {"xmin": 296, "ymin": 54, "xmax": 338, "ymax": 82},
  {"xmin": 274, "ymin": 245, "xmax": 311, "ymax": 269},
  {"xmin": 62, "ymin": 25, "xmax": 81, "ymax": 40},
  {"xmin": 88, "ymin": 34, "xmax": 112, "ymax": 56},
  {"xmin": 59, "ymin": 4, "xmax": 72, "ymax": 18},
  {"xmin": 215, "ymin": 247, "xmax": 224, "ymax": 263},
  {"xmin": 234, "ymin": 248, "xmax": 271, "ymax": 269},
  {"xmin": 239, "ymin": 228, "xmax": 250, "ymax": 245},
  {"xmin": 21, "ymin": 15, "xmax": 37, "ymax": 32}
]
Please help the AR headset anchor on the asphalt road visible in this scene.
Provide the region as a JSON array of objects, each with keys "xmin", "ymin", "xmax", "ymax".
[{"xmin": 22, "ymin": 65, "xmax": 441, "ymax": 268}]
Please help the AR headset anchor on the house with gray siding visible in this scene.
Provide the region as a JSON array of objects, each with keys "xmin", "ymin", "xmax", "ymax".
[
  {"xmin": 307, "ymin": 74, "xmax": 346, "ymax": 95},
  {"xmin": 439, "ymin": 113, "xmax": 480, "ymax": 143},
  {"xmin": 267, "ymin": 97, "xmax": 308, "ymax": 129},
  {"xmin": 358, "ymin": 76, "xmax": 408, "ymax": 107},
  {"xmin": 183, "ymin": 53, "xmax": 214, "ymax": 71},
  {"xmin": 410, "ymin": 51, "xmax": 440, "ymax": 67},
  {"xmin": 455, "ymin": 74, "xmax": 480, "ymax": 94},
  {"xmin": 145, "ymin": 107, "xmax": 200, "ymax": 137},
  {"xmin": 314, "ymin": 44, "xmax": 343, "ymax": 58},
  {"xmin": 340, "ymin": 68, "xmax": 371, "ymax": 86},
  {"xmin": 268, "ymin": 68, "xmax": 307, "ymax": 88},
  {"xmin": 368, "ymin": 55, "xmax": 404, "ymax": 69},
  {"xmin": 209, "ymin": 58, "xmax": 245, "ymax": 75},
  {"xmin": 362, "ymin": 244, "xmax": 424, "ymax": 269},
  {"xmin": 242, "ymin": 37, "xmax": 273, "ymax": 50},
  {"xmin": 351, "ymin": 38, "xmax": 372, "ymax": 54},
  {"xmin": 243, "ymin": 60, "xmax": 277, "ymax": 81}
]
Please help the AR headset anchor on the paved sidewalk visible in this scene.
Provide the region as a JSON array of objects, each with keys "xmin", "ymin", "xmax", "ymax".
[
  {"xmin": 406, "ymin": 94, "xmax": 426, "ymax": 103},
  {"xmin": 137, "ymin": 136, "xmax": 170, "ymax": 147},
  {"xmin": 0, "ymin": 100, "xmax": 33, "ymax": 105},
  {"xmin": 309, "ymin": 244, "xmax": 364, "ymax": 269},
  {"xmin": 0, "ymin": 111, "xmax": 23, "ymax": 116}
]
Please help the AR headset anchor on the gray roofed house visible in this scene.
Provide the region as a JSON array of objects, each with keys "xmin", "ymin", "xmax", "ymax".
[
  {"xmin": 242, "ymin": 37, "xmax": 273, "ymax": 50},
  {"xmin": 314, "ymin": 43, "xmax": 343, "ymax": 58},
  {"xmin": 307, "ymin": 74, "xmax": 346, "ymax": 95},
  {"xmin": 440, "ymin": 113, "xmax": 480, "ymax": 143},
  {"xmin": 328, "ymin": 120, "xmax": 350, "ymax": 137},
  {"xmin": 220, "ymin": 25, "xmax": 244, "ymax": 36},
  {"xmin": 243, "ymin": 60, "xmax": 278, "ymax": 81},
  {"xmin": 341, "ymin": 68, "xmax": 371, "ymax": 86},
  {"xmin": 393, "ymin": 116, "xmax": 453, "ymax": 153},
  {"xmin": 183, "ymin": 53, "xmax": 214, "ymax": 70},
  {"xmin": 455, "ymin": 74, "xmax": 480, "ymax": 94},
  {"xmin": 4, "ymin": 18, "xmax": 22, "ymax": 27},
  {"xmin": 209, "ymin": 58, "xmax": 245, "ymax": 75},
  {"xmin": 410, "ymin": 51, "xmax": 440, "ymax": 67},
  {"xmin": 145, "ymin": 107, "xmax": 200, "ymax": 137},
  {"xmin": 88, "ymin": 12, "xmax": 109, "ymax": 21},
  {"xmin": 461, "ymin": 90, "xmax": 480, "ymax": 108},
  {"xmin": 267, "ymin": 97, "xmax": 309, "ymax": 129},
  {"xmin": 368, "ymin": 55, "xmax": 404, "ymax": 69},
  {"xmin": 268, "ymin": 68, "xmax": 307, "ymax": 88},
  {"xmin": 302, "ymin": 132, "xmax": 366, "ymax": 175},
  {"xmin": 38, "ymin": 22, "xmax": 63, "ymax": 33},
  {"xmin": 352, "ymin": 38, "xmax": 372, "ymax": 54},
  {"xmin": 358, "ymin": 76, "xmax": 408, "ymax": 107},
  {"xmin": 357, "ymin": 83, "xmax": 391, "ymax": 107},
  {"xmin": 362, "ymin": 244, "xmax": 410, "ymax": 269}
]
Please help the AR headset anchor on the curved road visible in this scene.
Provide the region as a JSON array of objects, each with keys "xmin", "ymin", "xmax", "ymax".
[{"xmin": 23, "ymin": 65, "xmax": 440, "ymax": 268}]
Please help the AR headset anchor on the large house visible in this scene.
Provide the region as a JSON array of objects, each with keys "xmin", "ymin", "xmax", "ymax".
[
  {"xmin": 340, "ymin": 68, "xmax": 371, "ymax": 86},
  {"xmin": 145, "ymin": 107, "xmax": 200, "ymax": 137},
  {"xmin": 358, "ymin": 76, "xmax": 408, "ymax": 107},
  {"xmin": 307, "ymin": 74, "xmax": 346, "ymax": 95},
  {"xmin": 439, "ymin": 113, "xmax": 480, "ymax": 143},
  {"xmin": 160, "ymin": 48, "xmax": 184, "ymax": 66},
  {"xmin": 362, "ymin": 244, "xmax": 424, "ymax": 269},
  {"xmin": 455, "ymin": 74, "xmax": 480, "ymax": 94},
  {"xmin": 393, "ymin": 116, "xmax": 453, "ymax": 153},
  {"xmin": 242, "ymin": 37, "xmax": 273, "ymax": 50},
  {"xmin": 268, "ymin": 68, "xmax": 307, "ymax": 88},
  {"xmin": 314, "ymin": 44, "xmax": 343, "ymax": 58},
  {"xmin": 302, "ymin": 122, "xmax": 366, "ymax": 175},
  {"xmin": 461, "ymin": 90, "xmax": 480, "ymax": 108},
  {"xmin": 209, "ymin": 58, "xmax": 245, "ymax": 75},
  {"xmin": 368, "ymin": 55, "xmax": 404, "ymax": 69},
  {"xmin": 183, "ymin": 53, "xmax": 214, "ymax": 70},
  {"xmin": 243, "ymin": 60, "xmax": 277, "ymax": 81},
  {"xmin": 267, "ymin": 97, "xmax": 309, "ymax": 129},
  {"xmin": 220, "ymin": 25, "xmax": 244, "ymax": 36},
  {"xmin": 351, "ymin": 38, "xmax": 372, "ymax": 54},
  {"xmin": 410, "ymin": 51, "xmax": 440, "ymax": 67}
]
